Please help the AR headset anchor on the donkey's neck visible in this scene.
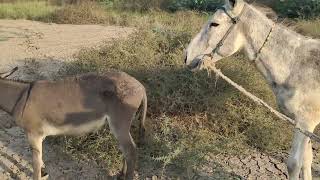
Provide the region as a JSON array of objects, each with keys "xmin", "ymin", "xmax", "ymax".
[
  {"xmin": 242, "ymin": 4, "xmax": 308, "ymax": 85},
  {"xmin": 0, "ymin": 79, "xmax": 29, "ymax": 115},
  {"xmin": 241, "ymin": 4, "xmax": 275, "ymax": 61}
]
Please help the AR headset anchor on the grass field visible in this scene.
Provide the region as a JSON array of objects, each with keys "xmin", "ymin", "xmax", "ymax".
[
  {"xmin": 0, "ymin": 1, "xmax": 58, "ymax": 19},
  {"xmin": 1, "ymin": 0, "xmax": 320, "ymax": 177}
]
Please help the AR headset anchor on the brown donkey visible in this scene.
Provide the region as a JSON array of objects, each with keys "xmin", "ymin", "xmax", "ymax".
[{"xmin": 0, "ymin": 67, "xmax": 147, "ymax": 180}]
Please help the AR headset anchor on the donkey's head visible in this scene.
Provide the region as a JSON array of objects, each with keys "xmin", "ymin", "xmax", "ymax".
[
  {"xmin": 0, "ymin": 67, "xmax": 18, "ymax": 79},
  {"xmin": 185, "ymin": 0, "xmax": 246, "ymax": 69}
]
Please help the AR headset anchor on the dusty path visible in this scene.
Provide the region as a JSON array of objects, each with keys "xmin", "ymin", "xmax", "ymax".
[
  {"xmin": 0, "ymin": 19, "xmax": 319, "ymax": 179},
  {"xmin": 0, "ymin": 20, "xmax": 133, "ymax": 64}
]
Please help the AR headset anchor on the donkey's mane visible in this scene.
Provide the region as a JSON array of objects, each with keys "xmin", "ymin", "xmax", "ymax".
[
  {"xmin": 2, "ymin": 78, "xmax": 32, "ymax": 84},
  {"xmin": 248, "ymin": 3, "xmax": 310, "ymax": 40},
  {"xmin": 250, "ymin": 3, "xmax": 277, "ymax": 21}
]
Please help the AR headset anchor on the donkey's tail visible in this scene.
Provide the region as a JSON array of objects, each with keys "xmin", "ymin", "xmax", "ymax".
[{"xmin": 139, "ymin": 89, "xmax": 147, "ymax": 144}]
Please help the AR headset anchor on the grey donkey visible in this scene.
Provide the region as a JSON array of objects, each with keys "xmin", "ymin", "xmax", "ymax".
[
  {"xmin": 185, "ymin": 0, "xmax": 320, "ymax": 179},
  {"xmin": 0, "ymin": 67, "xmax": 147, "ymax": 180}
]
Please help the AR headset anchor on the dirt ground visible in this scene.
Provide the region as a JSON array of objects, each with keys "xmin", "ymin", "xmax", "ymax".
[{"xmin": 0, "ymin": 19, "xmax": 319, "ymax": 180}]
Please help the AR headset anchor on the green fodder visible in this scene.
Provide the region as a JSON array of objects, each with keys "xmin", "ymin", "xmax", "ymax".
[
  {"xmin": 58, "ymin": 11, "xmax": 292, "ymax": 177},
  {"xmin": 0, "ymin": 1, "xmax": 57, "ymax": 20}
]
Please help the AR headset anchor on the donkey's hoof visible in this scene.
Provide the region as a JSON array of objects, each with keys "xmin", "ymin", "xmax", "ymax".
[
  {"xmin": 41, "ymin": 167, "xmax": 49, "ymax": 179},
  {"xmin": 41, "ymin": 174, "xmax": 49, "ymax": 180},
  {"xmin": 116, "ymin": 172, "xmax": 125, "ymax": 180}
]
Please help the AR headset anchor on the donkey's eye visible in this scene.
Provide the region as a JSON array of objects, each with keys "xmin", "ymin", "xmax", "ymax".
[{"xmin": 209, "ymin": 22, "xmax": 220, "ymax": 27}]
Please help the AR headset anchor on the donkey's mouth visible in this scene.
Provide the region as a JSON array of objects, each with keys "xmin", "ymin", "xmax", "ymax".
[{"xmin": 187, "ymin": 59, "xmax": 201, "ymax": 71}]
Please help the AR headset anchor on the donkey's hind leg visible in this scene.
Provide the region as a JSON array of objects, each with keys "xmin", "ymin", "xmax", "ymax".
[
  {"xmin": 107, "ymin": 115, "xmax": 136, "ymax": 180},
  {"xmin": 118, "ymin": 134, "xmax": 136, "ymax": 180}
]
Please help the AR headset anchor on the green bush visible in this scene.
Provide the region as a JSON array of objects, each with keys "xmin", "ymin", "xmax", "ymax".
[
  {"xmin": 275, "ymin": 0, "xmax": 320, "ymax": 19},
  {"xmin": 166, "ymin": 0, "xmax": 222, "ymax": 12},
  {"xmin": 113, "ymin": 0, "xmax": 222, "ymax": 12}
]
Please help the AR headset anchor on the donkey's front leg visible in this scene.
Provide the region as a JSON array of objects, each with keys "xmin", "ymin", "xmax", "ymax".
[
  {"xmin": 302, "ymin": 139, "xmax": 313, "ymax": 180},
  {"xmin": 287, "ymin": 129, "xmax": 310, "ymax": 180},
  {"xmin": 28, "ymin": 133, "xmax": 45, "ymax": 180}
]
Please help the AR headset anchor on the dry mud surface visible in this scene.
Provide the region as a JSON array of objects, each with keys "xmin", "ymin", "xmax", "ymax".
[{"xmin": 0, "ymin": 19, "xmax": 319, "ymax": 179}]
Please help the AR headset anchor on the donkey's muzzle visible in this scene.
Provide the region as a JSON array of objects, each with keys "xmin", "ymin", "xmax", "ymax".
[{"xmin": 187, "ymin": 59, "xmax": 201, "ymax": 70}]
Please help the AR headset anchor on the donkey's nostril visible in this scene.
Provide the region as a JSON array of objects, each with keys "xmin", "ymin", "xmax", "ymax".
[{"xmin": 184, "ymin": 55, "xmax": 188, "ymax": 64}]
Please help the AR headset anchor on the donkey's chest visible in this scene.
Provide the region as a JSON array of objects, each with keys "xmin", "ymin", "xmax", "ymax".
[{"xmin": 273, "ymin": 84, "xmax": 320, "ymax": 122}]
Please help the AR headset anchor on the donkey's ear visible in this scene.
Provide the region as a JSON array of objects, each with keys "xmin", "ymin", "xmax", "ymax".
[
  {"xmin": 226, "ymin": 0, "xmax": 236, "ymax": 8},
  {"xmin": 225, "ymin": 0, "xmax": 245, "ymax": 14},
  {"xmin": 0, "ymin": 67, "xmax": 18, "ymax": 78},
  {"xmin": 225, "ymin": 0, "xmax": 243, "ymax": 8}
]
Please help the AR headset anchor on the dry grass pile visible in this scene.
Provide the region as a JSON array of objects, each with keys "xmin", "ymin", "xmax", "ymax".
[{"xmin": 56, "ymin": 11, "xmax": 294, "ymax": 177}]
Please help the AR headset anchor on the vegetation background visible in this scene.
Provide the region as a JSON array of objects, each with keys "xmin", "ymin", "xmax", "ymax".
[{"xmin": 1, "ymin": 0, "xmax": 320, "ymax": 178}]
